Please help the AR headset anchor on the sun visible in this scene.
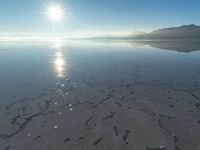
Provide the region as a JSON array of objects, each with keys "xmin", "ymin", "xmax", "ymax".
[
  {"xmin": 48, "ymin": 5, "xmax": 63, "ymax": 23},
  {"xmin": 45, "ymin": 1, "xmax": 65, "ymax": 24}
]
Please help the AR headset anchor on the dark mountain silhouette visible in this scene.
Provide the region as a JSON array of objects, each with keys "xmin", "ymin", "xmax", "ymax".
[
  {"xmin": 133, "ymin": 24, "xmax": 200, "ymax": 39},
  {"xmin": 90, "ymin": 25, "xmax": 200, "ymax": 52}
]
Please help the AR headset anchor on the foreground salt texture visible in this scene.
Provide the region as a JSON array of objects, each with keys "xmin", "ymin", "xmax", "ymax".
[{"xmin": 0, "ymin": 40, "xmax": 200, "ymax": 150}]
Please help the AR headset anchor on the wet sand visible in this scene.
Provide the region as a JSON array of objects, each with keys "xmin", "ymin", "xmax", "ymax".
[{"xmin": 0, "ymin": 40, "xmax": 200, "ymax": 150}]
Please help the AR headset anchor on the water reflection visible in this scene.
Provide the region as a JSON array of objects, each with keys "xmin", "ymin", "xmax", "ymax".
[
  {"xmin": 128, "ymin": 40, "xmax": 200, "ymax": 52},
  {"xmin": 91, "ymin": 39, "xmax": 200, "ymax": 52},
  {"xmin": 52, "ymin": 39, "xmax": 68, "ymax": 78}
]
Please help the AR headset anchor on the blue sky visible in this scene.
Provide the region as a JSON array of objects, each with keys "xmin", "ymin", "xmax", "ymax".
[{"xmin": 0, "ymin": 0, "xmax": 200, "ymax": 37}]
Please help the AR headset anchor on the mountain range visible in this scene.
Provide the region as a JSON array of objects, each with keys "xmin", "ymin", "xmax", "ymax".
[
  {"xmin": 91, "ymin": 24, "xmax": 200, "ymax": 40},
  {"xmin": 90, "ymin": 25, "xmax": 200, "ymax": 52},
  {"xmin": 132, "ymin": 24, "xmax": 200, "ymax": 39}
]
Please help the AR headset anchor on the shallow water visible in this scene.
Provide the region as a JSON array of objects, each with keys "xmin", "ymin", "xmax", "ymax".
[{"xmin": 0, "ymin": 40, "xmax": 200, "ymax": 150}]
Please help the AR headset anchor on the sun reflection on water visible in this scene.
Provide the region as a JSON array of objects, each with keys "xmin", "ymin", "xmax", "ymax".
[
  {"xmin": 52, "ymin": 39, "xmax": 69, "ymax": 78},
  {"xmin": 54, "ymin": 57, "xmax": 65, "ymax": 67}
]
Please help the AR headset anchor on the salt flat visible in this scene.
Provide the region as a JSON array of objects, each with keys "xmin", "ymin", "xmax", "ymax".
[{"xmin": 0, "ymin": 40, "xmax": 200, "ymax": 150}]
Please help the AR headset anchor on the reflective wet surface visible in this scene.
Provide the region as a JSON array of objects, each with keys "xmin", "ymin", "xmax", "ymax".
[{"xmin": 0, "ymin": 40, "xmax": 200, "ymax": 150}]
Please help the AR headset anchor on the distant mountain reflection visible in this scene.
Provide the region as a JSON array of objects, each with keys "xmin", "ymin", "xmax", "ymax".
[{"xmin": 129, "ymin": 40, "xmax": 200, "ymax": 52}]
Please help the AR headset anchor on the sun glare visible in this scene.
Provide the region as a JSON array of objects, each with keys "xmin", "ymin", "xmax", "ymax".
[
  {"xmin": 55, "ymin": 58, "xmax": 65, "ymax": 67},
  {"xmin": 48, "ymin": 5, "xmax": 63, "ymax": 22},
  {"xmin": 45, "ymin": 1, "xmax": 65, "ymax": 24}
]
